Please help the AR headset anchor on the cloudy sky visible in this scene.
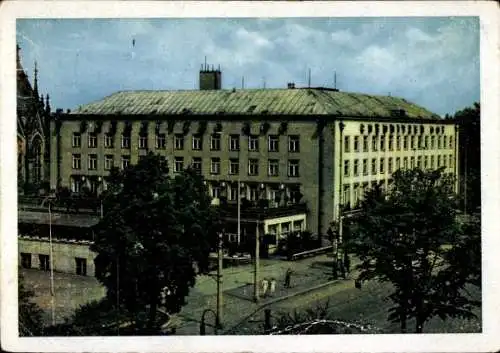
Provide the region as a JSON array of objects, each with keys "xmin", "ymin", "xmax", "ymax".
[{"xmin": 16, "ymin": 17, "xmax": 479, "ymax": 116}]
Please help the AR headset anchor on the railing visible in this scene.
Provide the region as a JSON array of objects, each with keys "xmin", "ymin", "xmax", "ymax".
[
  {"xmin": 290, "ymin": 246, "xmax": 333, "ymax": 261},
  {"xmin": 18, "ymin": 195, "xmax": 101, "ymax": 215},
  {"xmin": 218, "ymin": 202, "xmax": 307, "ymax": 220}
]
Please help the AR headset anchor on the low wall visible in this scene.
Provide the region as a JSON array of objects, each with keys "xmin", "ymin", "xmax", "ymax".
[{"xmin": 18, "ymin": 236, "xmax": 97, "ymax": 277}]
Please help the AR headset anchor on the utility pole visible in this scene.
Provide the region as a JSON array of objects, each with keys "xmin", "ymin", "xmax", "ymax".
[
  {"xmin": 253, "ymin": 219, "xmax": 260, "ymax": 303},
  {"xmin": 48, "ymin": 202, "xmax": 55, "ymax": 326},
  {"xmin": 216, "ymin": 232, "xmax": 223, "ymax": 329},
  {"xmin": 237, "ymin": 179, "xmax": 241, "ymax": 246}
]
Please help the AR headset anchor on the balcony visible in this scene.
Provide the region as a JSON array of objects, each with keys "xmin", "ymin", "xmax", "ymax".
[{"xmin": 214, "ymin": 199, "xmax": 308, "ymax": 222}]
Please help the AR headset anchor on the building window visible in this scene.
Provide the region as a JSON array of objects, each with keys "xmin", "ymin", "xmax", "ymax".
[
  {"xmin": 192, "ymin": 157, "xmax": 202, "ymax": 174},
  {"xmin": 449, "ymin": 154, "xmax": 453, "ymax": 169},
  {"xmin": 21, "ymin": 253, "xmax": 31, "ymax": 269},
  {"xmin": 411, "ymin": 136, "xmax": 415, "ymax": 150},
  {"xmin": 344, "ymin": 136, "xmax": 350, "ymax": 152},
  {"xmin": 353, "ymin": 183, "xmax": 360, "ymax": 206},
  {"xmin": 417, "ymin": 156, "xmax": 422, "ymax": 169},
  {"xmin": 388, "ymin": 158, "xmax": 393, "ymax": 173},
  {"xmin": 403, "ymin": 157, "xmax": 408, "ymax": 169},
  {"xmin": 431, "ymin": 136, "xmax": 435, "ymax": 149},
  {"xmin": 70, "ymin": 177, "xmax": 81, "ymax": 193},
  {"xmin": 229, "ymin": 186, "xmax": 238, "ymax": 201},
  {"xmin": 344, "ymin": 160, "xmax": 350, "ymax": 177},
  {"xmin": 380, "ymin": 135, "xmax": 385, "ymax": 151},
  {"xmin": 229, "ymin": 159, "xmax": 239, "ymax": 175},
  {"xmin": 229, "ymin": 135, "xmax": 240, "ymax": 151},
  {"xmin": 174, "ymin": 157, "xmax": 184, "ymax": 172},
  {"xmin": 388, "ymin": 135, "xmax": 393, "ymax": 151},
  {"xmin": 396, "ymin": 135, "xmax": 401, "ymax": 151},
  {"xmin": 423, "ymin": 156, "xmax": 428, "ymax": 169},
  {"xmin": 410, "ymin": 156, "xmax": 415, "ymax": 169},
  {"xmin": 442, "ymin": 155, "xmax": 447, "ymax": 168},
  {"xmin": 371, "ymin": 158, "xmax": 377, "ymax": 175},
  {"xmin": 72, "ymin": 154, "xmax": 81, "ymax": 170},
  {"xmin": 353, "ymin": 159, "xmax": 359, "ymax": 176},
  {"xmin": 155, "ymin": 133, "xmax": 166, "ymax": 149},
  {"xmin": 353, "ymin": 136, "xmax": 359, "ymax": 152},
  {"xmin": 288, "ymin": 160, "xmax": 299, "ymax": 177},
  {"xmin": 175, "ymin": 134, "xmax": 184, "ymax": 150},
  {"xmin": 396, "ymin": 157, "xmax": 401, "ymax": 170},
  {"xmin": 121, "ymin": 134, "xmax": 131, "ymax": 149},
  {"xmin": 363, "ymin": 159, "xmax": 368, "ymax": 175},
  {"xmin": 363, "ymin": 136, "xmax": 368, "ymax": 152},
  {"xmin": 417, "ymin": 136, "xmax": 422, "ymax": 149},
  {"xmin": 424, "ymin": 136, "xmax": 429, "ymax": 149},
  {"xmin": 121, "ymin": 155, "xmax": 130, "ymax": 169},
  {"xmin": 211, "ymin": 157, "xmax": 221, "ymax": 174},
  {"xmin": 39, "ymin": 254, "xmax": 50, "ymax": 271},
  {"xmin": 211, "ymin": 134, "xmax": 221, "ymax": 151},
  {"xmin": 268, "ymin": 135, "xmax": 279, "ymax": 152},
  {"xmin": 342, "ymin": 185, "xmax": 350, "ymax": 206},
  {"xmin": 431, "ymin": 155, "xmax": 435, "ymax": 169},
  {"xmin": 372, "ymin": 136, "xmax": 378, "ymax": 152},
  {"xmin": 449, "ymin": 136, "xmax": 453, "ymax": 149},
  {"xmin": 437, "ymin": 136, "xmax": 442, "ymax": 149},
  {"xmin": 288, "ymin": 135, "xmax": 300, "ymax": 152},
  {"xmin": 211, "ymin": 186, "xmax": 220, "ymax": 199},
  {"xmin": 104, "ymin": 133, "xmax": 114, "ymax": 148},
  {"xmin": 443, "ymin": 136, "xmax": 448, "ymax": 149},
  {"xmin": 75, "ymin": 257, "xmax": 87, "ymax": 276},
  {"xmin": 268, "ymin": 159, "xmax": 279, "ymax": 176},
  {"xmin": 190, "ymin": 135, "xmax": 202, "ymax": 150},
  {"xmin": 249, "ymin": 185, "xmax": 258, "ymax": 201},
  {"xmin": 88, "ymin": 154, "xmax": 97, "ymax": 170},
  {"xmin": 380, "ymin": 158, "xmax": 385, "ymax": 174},
  {"xmin": 72, "ymin": 132, "xmax": 81, "ymax": 148},
  {"xmin": 437, "ymin": 155, "xmax": 442, "ymax": 167},
  {"xmin": 403, "ymin": 136, "xmax": 408, "ymax": 150},
  {"xmin": 249, "ymin": 135, "xmax": 259, "ymax": 151},
  {"xmin": 248, "ymin": 159, "xmax": 259, "ymax": 176},
  {"xmin": 104, "ymin": 155, "xmax": 114, "ymax": 170},
  {"xmin": 138, "ymin": 135, "xmax": 148, "ymax": 149},
  {"xmin": 88, "ymin": 133, "xmax": 97, "ymax": 148}
]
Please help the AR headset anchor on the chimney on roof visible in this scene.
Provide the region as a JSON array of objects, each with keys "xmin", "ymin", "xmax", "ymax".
[
  {"xmin": 287, "ymin": 82, "xmax": 295, "ymax": 89},
  {"xmin": 199, "ymin": 59, "xmax": 222, "ymax": 90}
]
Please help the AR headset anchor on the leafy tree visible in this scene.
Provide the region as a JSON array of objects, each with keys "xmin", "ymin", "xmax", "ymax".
[
  {"xmin": 91, "ymin": 152, "xmax": 220, "ymax": 333},
  {"xmin": 347, "ymin": 168, "xmax": 480, "ymax": 333},
  {"xmin": 19, "ymin": 274, "xmax": 44, "ymax": 336},
  {"xmin": 454, "ymin": 102, "xmax": 480, "ymax": 213}
]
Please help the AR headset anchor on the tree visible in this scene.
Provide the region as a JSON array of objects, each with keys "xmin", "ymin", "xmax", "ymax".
[
  {"xmin": 19, "ymin": 274, "xmax": 44, "ymax": 336},
  {"xmin": 454, "ymin": 102, "xmax": 480, "ymax": 213},
  {"xmin": 347, "ymin": 168, "xmax": 480, "ymax": 333},
  {"xmin": 91, "ymin": 152, "xmax": 220, "ymax": 333}
]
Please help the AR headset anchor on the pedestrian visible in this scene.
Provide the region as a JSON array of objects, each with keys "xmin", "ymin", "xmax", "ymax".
[
  {"xmin": 284, "ymin": 268, "xmax": 292, "ymax": 288},
  {"xmin": 269, "ymin": 278, "xmax": 277, "ymax": 296},
  {"xmin": 261, "ymin": 278, "xmax": 269, "ymax": 297}
]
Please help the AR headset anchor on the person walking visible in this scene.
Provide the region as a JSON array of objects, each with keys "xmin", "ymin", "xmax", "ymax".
[
  {"xmin": 261, "ymin": 278, "xmax": 269, "ymax": 297},
  {"xmin": 269, "ymin": 278, "xmax": 277, "ymax": 296},
  {"xmin": 284, "ymin": 268, "xmax": 292, "ymax": 288}
]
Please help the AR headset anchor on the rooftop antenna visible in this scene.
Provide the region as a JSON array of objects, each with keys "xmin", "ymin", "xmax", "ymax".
[
  {"xmin": 308, "ymin": 68, "xmax": 311, "ymax": 88},
  {"xmin": 334, "ymin": 71, "xmax": 337, "ymax": 90},
  {"xmin": 263, "ymin": 76, "xmax": 266, "ymax": 89},
  {"xmin": 204, "ymin": 56, "xmax": 207, "ymax": 71},
  {"xmin": 242, "ymin": 76, "xmax": 245, "ymax": 89}
]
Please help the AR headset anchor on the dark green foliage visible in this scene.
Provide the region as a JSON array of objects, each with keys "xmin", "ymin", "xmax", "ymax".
[
  {"xmin": 347, "ymin": 168, "xmax": 481, "ymax": 333},
  {"xmin": 19, "ymin": 274, "xmax": 44, "ymax": 336},
  {"xmin": 455, "ymin": 102, "xmax": 480, "ymax": 213},
  {"xmin": 91, "ymin": 152, "xmax": 220, "ymax": 333}
]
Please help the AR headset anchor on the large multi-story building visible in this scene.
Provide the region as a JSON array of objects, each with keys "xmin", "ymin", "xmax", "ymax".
[{"xmin": 47, "ymin": 68, "xmax": 459, "ymax": 244}]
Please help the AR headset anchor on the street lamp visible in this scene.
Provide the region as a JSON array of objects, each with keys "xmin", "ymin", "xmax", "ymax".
[
  {"xmin": 216, "ymin": 231, "xmax": 223, "ymax": 329},
  {"xmin": 48, "ymin": 199, "xmax": 55, "ymax": 326},
  {"xmin": 253, "ymin": 183, "xmax": 266, "ymax": 303}
]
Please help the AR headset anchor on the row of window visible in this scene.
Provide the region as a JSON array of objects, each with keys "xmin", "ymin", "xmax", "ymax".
[
  {"xmin": 343, "ymin": 154, "xmax": 455, "ymax": 177},
  {"xmin": 209, "ymin": 185, "xmax": 299, "ymax": 203},
  {"xmin": 73, "ymin": 132, "xmax": 301, "ymax": 153},
  {"xmin": 72, "ymin": 153, "xmax": 301, "ymax": 177},
  {"xmin": 358, "ymin": 123, "xmax": 448, "ymax": 136},
  {"xmin": 343, "ymin": 134, "xmax": 454, "ymax": 153},
  {"xmin": 20, "ymin": 253, "xmax": 88, "ymax": 276}
]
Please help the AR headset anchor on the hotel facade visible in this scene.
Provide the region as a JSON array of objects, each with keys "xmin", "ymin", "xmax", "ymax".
[{"xmin": 47, "ymin": 69, "xmax": 459, "ymax": 243}]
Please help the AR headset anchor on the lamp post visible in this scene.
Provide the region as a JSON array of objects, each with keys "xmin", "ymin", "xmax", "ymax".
[
  {"xmin": 253, "ymin": 183, "xmax": 266, "ymax": 303},
  {"xmin": 216, "ymin": 231, "xmax": 223, "ymax": 329},
  {"xmin": 48, "ymin": 200, "xmax": 56, "ymax": 326}
]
